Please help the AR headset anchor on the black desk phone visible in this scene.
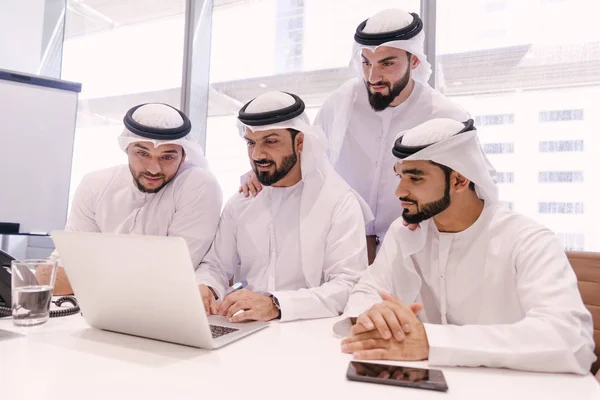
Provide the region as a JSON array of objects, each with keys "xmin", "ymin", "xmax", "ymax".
[{"xmin": 0, "ymin": 249, "xmax": 79, "ymax": 318}]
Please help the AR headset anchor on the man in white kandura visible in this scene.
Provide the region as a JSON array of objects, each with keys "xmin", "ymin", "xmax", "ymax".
[
  {"xmin": 341, "ymin": 118, "xmax": 596, "ymax": 375},
  {"xmin": 52, "ymin": 103, "xmax": 223, "ymax": 294},
  {"xmin": 195, "ymin": 91, "xmax": 371, "ymax": 323},
  {"xmin": 242, "ymin": 9, "xmax": 484, "ymax": 264}
]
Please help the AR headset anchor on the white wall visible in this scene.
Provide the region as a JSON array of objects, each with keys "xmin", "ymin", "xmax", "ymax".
[{"xmin": 0, "ymin": 0, "xmax": 46, "ymax": 73}]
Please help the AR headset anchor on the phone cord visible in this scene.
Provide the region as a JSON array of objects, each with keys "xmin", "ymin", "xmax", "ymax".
[{"xmin": 0, "ymin": 296, "xmax": 80, "ymax": 318}]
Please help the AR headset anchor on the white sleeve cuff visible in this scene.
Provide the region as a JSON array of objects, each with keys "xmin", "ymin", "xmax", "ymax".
[
  {"xmin": 269, "ymin": 291, "xmax": 294, "ymax": 322},
  {"xmin": 423, "ymin": 323, "xmax": 455, "ymax": 367},
  {"xmin": 195, "ymin": 271, "xmax": 227, "ymax": 301}
]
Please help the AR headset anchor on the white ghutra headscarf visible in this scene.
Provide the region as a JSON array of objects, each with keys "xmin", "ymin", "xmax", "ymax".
[
  {"xmin": 393, "ymin": 118, "xmax": 499, "ymax": 204},
  {"xmin": 350, "ymin": 8, "xmax": 432, "ymax": 84},
  {"xmin": 117, "ymin": 103, "xmax": 208, "ymax": 169}
]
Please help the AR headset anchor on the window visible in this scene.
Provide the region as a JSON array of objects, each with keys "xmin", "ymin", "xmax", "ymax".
[
  {"xmin": 538, "ymin": 202, "xmax": 584, "ymax": 214},
  {"xmin": 436, "ymin": 0, "xmax": 598, "ymax": 250},
  {"xmin": 496, "ymin": 172, "xmax": 514, "ymax": 183},
  {"xmin": 275, "ymin": 0, "xmax": 305, "ymax": 73},
  {"xmin": 539, "ymin": 109, "xmax": 584, "ymax": 122},
  {"xmin": 483, "ymin": 142, "xmax": 514, "ymax": 154},
  {"xmin": 538, "ymin": 171, "xmax": 584, "ymax": 183},
  {"xmin": 474, "ymin": 114, "xmax": 514, "ymax": 126},
  {"xmin": 556, "ymin": 233, "xmax": 585, "ymax": 251},
  {"xmin": 61, "ymin": 0, "xmax": 188, "ymax": 203},
  {"xmin": 205, "ymin": 0, "xmax": 421, "ymax": 198},
  {"xmin": 484, "ymin": 1, "xmax": 507, "ymax": 12},
  {"xmin": 478, "ymin": 29, "xmax": 507, "ymax": 41},
  {"xmin": 539, "ymin": 140, "xmax": 584, "ymax": 152},
  {"xmin": 501, "ymin": 201, "xmax": 514, "ymax": 211}
]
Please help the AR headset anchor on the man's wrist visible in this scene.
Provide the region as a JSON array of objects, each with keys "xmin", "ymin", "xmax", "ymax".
[
  {"xmin": 269, "ymin": 295, "xmax": 281, "ymax": 320},
  {"xmin": 419, "ymin": 322, "xmax": 430, "ymax": 360}
]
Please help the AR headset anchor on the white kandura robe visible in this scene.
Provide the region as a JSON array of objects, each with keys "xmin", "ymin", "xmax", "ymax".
[
  {"xmin": 314, "ymin": 78, "xmax": 472, "ymax": 240},
  {"xmin": 195, "ymin": 181, "xmax": 368, "ymax": 322},
  {"xmin": 62, "ymin": 163, "xmax": 223, "ymax": 267},
  {"xmin": 344, "ymin": 203, "xmax": 596, "ymax": 375}
]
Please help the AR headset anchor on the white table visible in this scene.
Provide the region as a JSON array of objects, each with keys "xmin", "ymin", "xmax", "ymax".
[{"xmin": 0, "ymin": 315, "xmax": 598, "ymax": 400}]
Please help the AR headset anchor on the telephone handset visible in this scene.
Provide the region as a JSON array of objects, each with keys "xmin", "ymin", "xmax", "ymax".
[
  {"xmin": 0, "ymin": 249, "xmax": 79, "ymax": 318},
  {"xmin": 0, "ymin": 249, "xmax": 14, "ymax": 307}
]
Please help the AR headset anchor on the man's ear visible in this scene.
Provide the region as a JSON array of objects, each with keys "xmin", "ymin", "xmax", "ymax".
[
  {"xmin": 411, "ymin": 55, "xmax": 421, "ymax": 69},
  {"xmin": 295, "ymin": 132, "xmax": 305, "ymax": 152},
  {"xmin": 452, "ymin": 171, "xmax": 472, "ymax": 192}
]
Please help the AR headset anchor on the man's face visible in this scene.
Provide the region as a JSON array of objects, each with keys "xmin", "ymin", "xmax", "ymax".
[
  {"xmin": 127, "ymin": 142, "xmax": 185, "ymax": 193},
  {"xmin": 244, "ymin": 128, "xmax": 302, "ymax": 186},
  {"xmin": 394, "ymin": 160, "xmax": 451, "ymax": 224},
  {"xmin": 361, "ymin": 46, "xmax": 417, "ymax": 111}
]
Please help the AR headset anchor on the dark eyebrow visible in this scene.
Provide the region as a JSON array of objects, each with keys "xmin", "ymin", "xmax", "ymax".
[
  {"xmin": 361, "ymin": 55, "xmax": 398, "ymax": 64},
  {"xmin": 244, "ymin": 133, "xmax": 280, "ymax": 141},
  {"xmin": 377, "ymin": 56, "xmax": 398, "ymax": 63},
  {"xmin": 133, "ymin": 143, "xmax": 179, "ymax": 154},
  {"xmin": 133, "ymin": 143, "xmax": 150, "ymax": 151},
  {"xmin": 401, "ymin": 168, "xmax": 425, "ymax": 176},
  {"xmin": 260, "ymin": 133, "xmax": 280, "ymax": 140}
]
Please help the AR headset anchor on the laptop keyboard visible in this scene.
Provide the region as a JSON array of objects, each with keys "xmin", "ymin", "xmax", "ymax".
[{"xmin": 210, "ymin": 324, "xmax": 239, "ymax": 338}]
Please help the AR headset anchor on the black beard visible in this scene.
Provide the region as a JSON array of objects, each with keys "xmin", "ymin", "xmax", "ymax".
[
  {"xmin": 365, "ymin": 65, "xmax": 411, "ymax": 111},
  {"xmin": 400, "ymin": 178, "xmax": 451, "ymax": 224},
  {"xmin": 129, "ymin": 163, "xmax": 181, "ymax": 194},
  {"xmin": 252, "ymin": 148, "xmax": 298, "ymax": 186}
]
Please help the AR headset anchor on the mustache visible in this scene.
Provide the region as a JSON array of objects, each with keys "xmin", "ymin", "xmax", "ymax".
[
  {"xmin": 254, "ymin": 159, "xmax": 274, "ymax": 166},
  {"xmin": 140, "ymin": 172, "xmax": 165, "ymax": 179},
  {"xmin": 398, "ymin": 196, "xmax": 416, "ymax": 204},
  {"xmin": 368, "ymin": 81, "xmax": 390, "ymax": 88}
]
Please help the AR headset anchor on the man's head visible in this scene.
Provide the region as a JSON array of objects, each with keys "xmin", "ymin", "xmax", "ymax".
[
  {"xmin": 361, "ymin": 46, "xmax": 420, "ymax": 111},
  {"xmin": 391, "ymin": 118, "xmax": 498, "ymax": 227},
  {"xmin": 238, "ymin": 91, "xmax": 314, "ymax": 187},
  {"xmin": 118, "ymin": 103, "xmax": 198, "ymax": 193},
  {"xmin": 127, "ymin": 142, "xmax": 186, "ymax": 193},
  {"xmin": 244, "ymin": 127, "xmax": 303, "ymax": 187},
  {"xmin": 352, "ymin": 9, "xmax": 431, "ymax": 110},
  {"xmin": 394, "ymin": 159, "xmax": 475, "ymax": 224}
]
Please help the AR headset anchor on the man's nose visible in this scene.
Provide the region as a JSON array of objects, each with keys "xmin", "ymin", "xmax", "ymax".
[{"xmin": 146, "ymin": 159, "xmax": 161, "ymax": 174}]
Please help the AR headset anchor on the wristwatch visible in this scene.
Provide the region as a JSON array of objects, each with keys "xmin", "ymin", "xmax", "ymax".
[{"xmin": 270, "ymin": 295, "xmax": 281, "ymax": 320}]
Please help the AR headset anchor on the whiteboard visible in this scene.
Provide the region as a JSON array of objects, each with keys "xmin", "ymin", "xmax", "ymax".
[{"xmin": 0, "ymin": 69, "xmax": 81, "ymax": 234}]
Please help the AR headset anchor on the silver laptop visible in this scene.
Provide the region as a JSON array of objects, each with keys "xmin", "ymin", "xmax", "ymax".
[{"xmin": 51, "ymin": 230, "xmax": 268, "ymax": 349}]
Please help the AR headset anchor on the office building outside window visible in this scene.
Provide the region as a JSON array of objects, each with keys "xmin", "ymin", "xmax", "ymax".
[
  {"xmin": 484, "ymin": 142, "xmax": 514, "ymax": 154},
  {"xmin": 538, "ymin": 171, "xmax": 584, "ymax": 183},
  {"xmin": 539, "ymin": 140, "xmax": 584, "ymax": 153},
  {"xmin": 436, "ymin": 0, "xmax": 600, "ymax": 250}
]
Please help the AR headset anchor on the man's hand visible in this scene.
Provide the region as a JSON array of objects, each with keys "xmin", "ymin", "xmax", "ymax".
[
  {"xmin": 238, "ymin": 171, "xmax": 263, "ymax": 198},
  {"xmin": 352, "ymin": 292, "xmax": 423, "ymax": 341},
  {"xmin": 342, "ymin": 317, "xmax": 429, "ymax": 361},
  {"xmin": 218, "ymin": 289, "xmax": 278, "ymax": 322},
  {"xmin": 199, "ymin": 284, "xmax": 218, "ymax": 315},
  {"xmin": 402, "ymin": 219, "xmax": 420, "ymax": 231},
  {"xmin": 366, "ymin": 236, "xmax": 377, "ymax": 265}
]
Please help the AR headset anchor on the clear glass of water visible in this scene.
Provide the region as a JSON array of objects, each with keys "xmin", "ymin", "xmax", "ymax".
[{"xmin": 11, "ymin": 259, "xmax": 57, "ymax": 326}]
